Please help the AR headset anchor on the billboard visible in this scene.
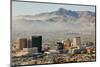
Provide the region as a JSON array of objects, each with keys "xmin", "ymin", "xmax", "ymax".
[{"xmin": 11, "ymin": 0, "xmax": 96, "ymax": 66}]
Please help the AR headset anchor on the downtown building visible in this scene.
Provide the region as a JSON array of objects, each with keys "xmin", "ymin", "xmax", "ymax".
[
  {"xmin": 72, "ymin": 37, "xmax": 81, "ymax": 49},
  {"xmin": 32, "ymin": 36, "xmax": 42, "ymax": 52},
  {"xmin": 13, "ymin": 36, "xmax": 42, "ymax": 57},
  {"xmin": 63, "ymin": 39, "xmax": 71, "ymax": 50},
  {"xmin": 63, "ymin": 37, "xmax": 81, "ymax": 54},
  {"xmin": 70, "ymin": 37, "xmax": 81, "ymax": 54},
  {"xmin": 16, "ymin": 38, "xmax": 27, "ymax": 50},
  {"xmin": 15, "ymin": 36, "xmax": 42, "ymax": 52}
]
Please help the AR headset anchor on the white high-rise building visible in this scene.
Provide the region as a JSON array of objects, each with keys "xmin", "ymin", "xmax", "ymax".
[{"xmin": 72, "ymin": 37, "xmax": 81, "ymax": 49}]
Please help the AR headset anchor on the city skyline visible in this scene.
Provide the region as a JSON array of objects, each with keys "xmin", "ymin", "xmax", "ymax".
[{"xmin": 11, "ymin": 1, "xmax": 96, "ymax": 66}]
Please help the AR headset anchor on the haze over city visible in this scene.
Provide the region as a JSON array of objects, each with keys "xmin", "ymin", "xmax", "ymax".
[{"xmin": 11, "ymin": 1, "xmax": 96, "ymax": 66}]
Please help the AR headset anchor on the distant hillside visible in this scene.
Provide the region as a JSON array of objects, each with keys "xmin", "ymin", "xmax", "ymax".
[{"xmin": 12, "ymin": 8, "xmax": 96, "ymax": 44}]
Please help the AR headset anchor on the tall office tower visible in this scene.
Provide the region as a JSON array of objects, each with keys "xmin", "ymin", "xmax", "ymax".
[
  {"xmin": 72, "ymin": 37, "xmax": 81, "ymax": 49},
  {"xmin": 16, "ymin": 38, "xmax": 27, "ymax": 50},
  {"xmin": 32, "ymin": 36, "xmax": 42, "ymax": 52}
]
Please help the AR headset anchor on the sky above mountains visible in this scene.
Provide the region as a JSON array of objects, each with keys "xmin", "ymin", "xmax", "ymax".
[
  {"xmin": 12, "ymin": 1, "xmax": 95, "ymax": 16},
  {"xmin": 12, "ymin": 1, "xmax": 96, "ymax": 44}
]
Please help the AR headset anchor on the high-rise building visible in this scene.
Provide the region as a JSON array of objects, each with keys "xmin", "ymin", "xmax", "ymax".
[
  {"xmin": 57, "ymin": 42, "xmax": 64, "ymax": 52},
  {"xmin": 32, "ymin": 36, "xmax": 42, "ymax": 52},
  {"xmin": 16, "ymin": 38, "xmax": 27, "ymax": 50},
  {"xmin": 72, "ymin": 37, "xmax": 81, "ymax": 49},
  {"xmin": 63, "ymin": 39, "xmax": 71, "ymax": 50}
]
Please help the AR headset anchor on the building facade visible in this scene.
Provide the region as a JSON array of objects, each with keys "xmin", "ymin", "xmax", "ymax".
[
  {"xmin": 16, "ymin": 38, "xmax": 27, "ymax": 50},
  {"xmin": 63, "ymin": 39, "xmax": 71, "ymax": 50},
  {"xmin": 72, "ymin": 37, "xmax": 81, "ymax": 49},
  {"xmin": 32, "ymin": 36, "xmax": 42, "ymax": 52}
]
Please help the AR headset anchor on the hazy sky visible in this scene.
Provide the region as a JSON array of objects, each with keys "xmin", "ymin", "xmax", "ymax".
[{"xmin": 12, "ymin": 1, "xmax": 95, "ymax": 16}]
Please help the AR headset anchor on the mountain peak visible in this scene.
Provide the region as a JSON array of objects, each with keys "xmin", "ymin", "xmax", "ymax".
[
  {"xmin": 58, "ymin": 8, "xmax": 67, "ymax": 12},
  {"xmin": 56, "ymin": 8, "xmax": 78, "ymax": 18},
  {"xmin": 56, "ymin": 8, "xmax": 67, "ymax": 17}
]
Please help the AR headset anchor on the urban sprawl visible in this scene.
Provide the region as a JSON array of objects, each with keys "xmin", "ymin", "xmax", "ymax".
[{"xmin": 11, "ymin": 36, "xmax": 96, "ymax": 66}]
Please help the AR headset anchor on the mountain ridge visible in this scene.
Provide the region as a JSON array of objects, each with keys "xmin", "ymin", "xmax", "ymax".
[{"xmin": 13, "ymin": 8, "xmax": 95, "ymax": 23}]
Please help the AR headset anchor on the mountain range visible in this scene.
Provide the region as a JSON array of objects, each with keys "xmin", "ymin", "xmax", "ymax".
[
  {"xmin": 12, "ymin": 8, "xmax": 96, "ymax": 44},
  {"xmin": 14, "ymin": 8, "xmax": 95, "ymax": 23}
]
